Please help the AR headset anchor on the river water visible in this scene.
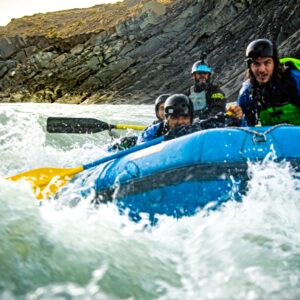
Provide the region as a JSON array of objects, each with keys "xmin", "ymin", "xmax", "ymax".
[{"xmin": 0, "ymin": 103, "xmax": 300, "ymax": 300}]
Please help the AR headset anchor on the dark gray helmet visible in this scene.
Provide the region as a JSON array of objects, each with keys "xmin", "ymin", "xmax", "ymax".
[
  {"xmin": 246, "ymin": 39, "xmax": 277, "ymax": 59},
  {"xmin": 154, "ymin": 94, "xmax": 170, "ymax": 119},
  {"xmin": 164, "ymin": 94, "xmax": 194, "ymax": 119},
  {"xmin": 245, "ymin": 39, "xmax": 279, "ymax": 71}
]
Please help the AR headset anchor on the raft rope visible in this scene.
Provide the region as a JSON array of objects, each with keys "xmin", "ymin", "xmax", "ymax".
[{"xmin": 230, "ymin": 123, "xmax": 294, "ymax": 143}]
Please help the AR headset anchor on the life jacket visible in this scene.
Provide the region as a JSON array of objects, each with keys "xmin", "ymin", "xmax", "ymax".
[
  {"xmin": 257, "ymin": 57, "xmax": 300, "ymax": 125},
  {"xmin": 189, "ymin": 86, "xmax": 206, "ymax": 111},
  {"xmin": 279, "ymin": 57, "xmax": 300, "ymax": 70},
  {"xmin": 259, "ymin": 103, "xmax": 300, "ymax": 125}
]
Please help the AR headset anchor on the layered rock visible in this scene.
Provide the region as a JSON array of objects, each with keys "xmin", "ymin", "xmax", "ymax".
[{"xmin": 0, "ymin": 0, "xmax": 299, "ymax": 104}]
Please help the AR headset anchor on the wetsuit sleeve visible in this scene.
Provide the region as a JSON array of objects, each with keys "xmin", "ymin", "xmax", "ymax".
[{"xmin": 206, "ymin": 86, "xmax": 227, "ymax": 117}]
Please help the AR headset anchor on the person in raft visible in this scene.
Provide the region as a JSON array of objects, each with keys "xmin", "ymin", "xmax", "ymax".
[
  {"xmin": 109, "ymin": 93, "xmax": 170, "ymax": 150},
  {"xmin": 187, "ymin": 53, "xmax": 227, "ymax": 120},
  {"xmin": 229, "ymin": 38, "xmax": 300, "ymax": 126},
  {"xmin": 137, "ymin": 94, "xmax": 241, "ymax": 143},
  {"xmin": 152, "ymin": 93, "xmax": 170, "ymax": 124}
]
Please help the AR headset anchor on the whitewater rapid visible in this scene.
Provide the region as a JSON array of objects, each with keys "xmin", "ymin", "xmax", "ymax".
[{"xmin": 0, "ymin": 103, "xmax": 300, "ymax": 300}]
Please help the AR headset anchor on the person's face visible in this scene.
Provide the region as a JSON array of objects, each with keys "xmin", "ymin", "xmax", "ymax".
[
  {"xmin": 250, "ymin": 57, "xmax": 274, "ymax": 85},
  {"xmin": 193, "ymin": 72, "xmax": 210, "ymax": 84},
  {"xmin": 167, "ymin": 115, "xmax": 191, "ymax": 128},
  {"xmin": 157, "ymin": 103, "xmax": 165, "ymax": 120}
]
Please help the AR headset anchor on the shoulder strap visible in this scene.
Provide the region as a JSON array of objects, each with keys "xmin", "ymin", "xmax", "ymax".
[{"xmin": 280, "ymin": 57, "xmax": 300, "ymax": 71}]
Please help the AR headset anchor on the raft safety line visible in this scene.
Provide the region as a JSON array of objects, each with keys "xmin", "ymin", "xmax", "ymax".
[{"xmin": 230, "ymin": 124, "xmax": 294, "ymax": 143}]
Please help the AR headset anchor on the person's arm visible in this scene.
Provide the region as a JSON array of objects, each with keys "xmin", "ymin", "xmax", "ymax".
[
  {"xmin": 235, "ymin": 80, "xmax": 256, "ymax": 126},
  {"xmin": 136, "ymin": 122, "xmax": 162, "ymax": 144},
  {"xmin": 205, "ymin": 86, "xmax": 227, "ymax": 117},
  {"xmin": 108, "ymin": 135, "xmax": 138, "ymax": 151},
  {"xmin": 290, "ymin": 69, "xmax": 300, "ymax": 101}
]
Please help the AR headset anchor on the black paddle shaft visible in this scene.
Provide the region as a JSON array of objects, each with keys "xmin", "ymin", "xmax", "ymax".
[{"xmin": 47, "ymin": 117, "xmax": 114, "ymax": 133}]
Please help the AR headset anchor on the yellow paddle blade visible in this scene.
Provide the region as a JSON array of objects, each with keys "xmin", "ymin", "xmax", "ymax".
[
  {"xmin": 6, "ymin": 166, "xmax": 84, "ymax": 200},
  {"xmin": 115, "ymin": 124, "xmax": 146, "ymax": 131}
]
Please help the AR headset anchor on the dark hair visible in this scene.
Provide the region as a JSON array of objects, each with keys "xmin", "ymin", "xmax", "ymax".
[
  {"xmin": 245, "ymin": 39, "xmax": 281, "ymax": 83},
  {"xmin": 155, "ymin": 94, "xmax": 170, "ymax": 119},
  {"xmin": 246, "ymin": 62, "xmax": 285, "ymax": 84}
]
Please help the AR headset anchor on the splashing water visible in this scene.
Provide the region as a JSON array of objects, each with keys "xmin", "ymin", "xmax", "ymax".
[{"xmin": 0, "ymin": 103, "xmax": 300, "ymax": 300}]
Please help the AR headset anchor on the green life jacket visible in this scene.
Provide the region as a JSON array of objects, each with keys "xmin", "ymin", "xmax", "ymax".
[
  {"xmin": 258, "ymin": 57, "xmax": 300, "ymax": 126},
  {"xmin": 259, "ymin": 103, "xmax": 300, "ymax": 125},
  {"xmin": 279, "ymin": 57, "xmax": 300, "ymax": 70}
]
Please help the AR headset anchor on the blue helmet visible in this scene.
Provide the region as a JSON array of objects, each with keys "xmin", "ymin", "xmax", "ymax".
[
  {"xmin": 191, "ymin": 54, "xmax": 212, "ymax": 74},
  {"xmin": 191, "ymin": 62, "xmax": 212, "ymax": 74}
]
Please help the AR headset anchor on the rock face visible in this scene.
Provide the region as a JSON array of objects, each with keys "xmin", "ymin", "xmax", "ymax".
[{"xmin": 0, "ymin": 0, "xmax": 299, "ymax": 104}]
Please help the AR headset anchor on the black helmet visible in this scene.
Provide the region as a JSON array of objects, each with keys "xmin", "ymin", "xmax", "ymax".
[
  {"xmin": 245, "ymin": 39, "xmax": 279, "ymax": 73},
  {"xmin": 164, "ymin": 94, "xmax": 194, "ymax": 120},
  {"xmin": 154, "ymin": 94, "xmax": 170, "ymax": 119},
  {"xmin": 246, "ymin": 39, "xmax": 278, "ymax": 59}
]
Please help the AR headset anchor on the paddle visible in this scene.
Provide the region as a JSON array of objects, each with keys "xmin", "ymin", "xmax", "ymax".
[
  {"xmin": 6, "ymin": 136, "xmax": 165, "ymax": 200},
  {"xmin": 47, "ymin": 117, "xmax": 146, "ymax": 133}
]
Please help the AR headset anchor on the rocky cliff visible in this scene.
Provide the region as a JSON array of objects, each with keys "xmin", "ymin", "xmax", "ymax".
[{"xmin": 0, "ymin": 0, "xmax": 299, "ymax": 104}]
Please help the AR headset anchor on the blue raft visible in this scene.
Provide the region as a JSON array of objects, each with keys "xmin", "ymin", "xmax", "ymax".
[{"xmin": 79, "ymin": 125, "xmax": 300, "ymax": 220}]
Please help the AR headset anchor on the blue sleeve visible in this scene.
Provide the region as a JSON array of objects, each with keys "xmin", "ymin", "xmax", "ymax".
[
  {"xmin": 137, "ymin": 123, "xmax": 160, "ymax": 144},
  {"xmin": 237, "ymin": 80, "xmax": 251, "ymax": 108},
  {"xmin": 290, "ymin": 69, "xmax": 300, "ymax": 100},
  {"xmin": 236, "ymin": 80, "xmax": 252, "ymax": 126}
]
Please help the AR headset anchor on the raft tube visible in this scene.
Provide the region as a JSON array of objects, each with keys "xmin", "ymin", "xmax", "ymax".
[{"xmin": 81, "ymin": 125, "xmax": 300, "ymax": 220}]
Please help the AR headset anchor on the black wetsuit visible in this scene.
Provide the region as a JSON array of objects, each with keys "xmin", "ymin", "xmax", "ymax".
[{"xmin": 187, "ymin": 83, "xmax": 227, "ymax": 119}]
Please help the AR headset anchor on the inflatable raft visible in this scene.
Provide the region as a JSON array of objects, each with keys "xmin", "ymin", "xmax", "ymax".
[{"xmin": 76, "ymin": 125, "xmax": 300, "ymax": 220}]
